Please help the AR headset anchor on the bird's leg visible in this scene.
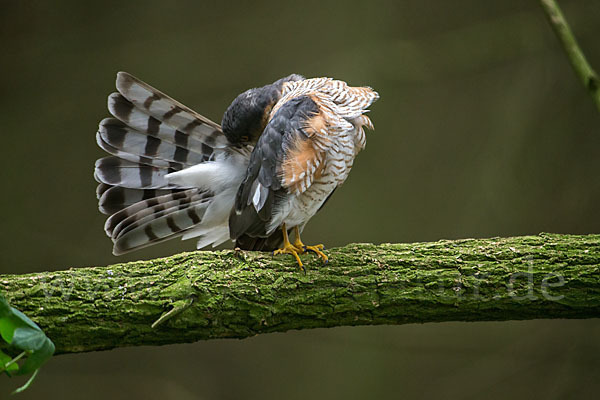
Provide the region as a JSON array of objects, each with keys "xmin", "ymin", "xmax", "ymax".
[
  {"xmin": 292, "ymin": 226, "xmax": 328, "ymax": 264},
  {"xmin": 272, "ymin": 223, "xmax": 305, "ymax": 271}
]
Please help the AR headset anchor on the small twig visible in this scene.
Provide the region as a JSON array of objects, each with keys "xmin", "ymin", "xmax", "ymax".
[
  {"xmin": 539, "ymin": 0, "xmax": 600, "ymax": 112},
  {"xmin": 151, "ymin": 297, "xmax": 195, "ymax": 329}
]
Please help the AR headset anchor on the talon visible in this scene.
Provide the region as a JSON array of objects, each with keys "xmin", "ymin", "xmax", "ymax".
[
  {"xmin": 273, "ymin": 246, "xmax": 303, "ymax": 269},
  {"xmin": 300, "ymin": 242, "xmax": 327, "ymax": 261},
  {"xmin": 272, "ymin": 223, "xmax": 304, "ymax": 271},
  {"xmin": 274, "ymin": 224, "xmax": 329, "ymax": 270},
  {"xmin": 290, "ymin": 226, "xmax": 327, "ymax": 264},
  {"xmin": 304, "ymin": 245, "xmax": 328, "ymax": 263}
]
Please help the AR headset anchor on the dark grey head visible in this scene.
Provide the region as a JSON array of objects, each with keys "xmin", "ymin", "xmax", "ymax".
[{"xmin": 221, "ymin": 74, "xmax": 303, "ymax": 145}]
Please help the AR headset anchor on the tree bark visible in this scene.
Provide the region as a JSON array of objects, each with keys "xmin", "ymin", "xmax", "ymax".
[{"xmin": 1, "ymin": 233, "xmax": 598, "ymax": 355}]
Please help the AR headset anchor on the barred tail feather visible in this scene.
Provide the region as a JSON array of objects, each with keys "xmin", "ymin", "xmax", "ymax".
[
  {"xmin": 112, "ymin": 200, "xmax": 212, "ymax": 255},
  {"xmin": 98, "ymin": 118, "xmax": 207, "ymax": 167},
  {"xmin": 178, "ymin": 185, "xmax": 240, "ymax": 248},
  {"xmin": 96, "ymin": 127, "xmax": 184, "ymax": 171},
  {"xmin": 104, "ymin": 189, "xmax": 213, "ymax": 255},
  {"xmin": 96, "ymin": 183, "xmax": 112, "ymax": 199},
  {"xmin": 98, "ymin": 186, "xmax": 182, "ymax": 215},
  {"xmin": 112, "ymin": 196, "xmax": 209, "ymax": 242},
  {"xmin": 107, "ymin": 94, "xmax": 218, "ymax": 160},
  {"xmin": 104, "ymin": 189, "xmax": 206, "ymax": 236},
  {"xmin": 108, "ymin": 186, "xmax": 238, "ymax": 255},
  {"xmin": 94, "ymin": 156, "xmax": 183, "ymax": 189},
  {"xmin": 95, "ymin": 72, "xmax": 249, "ymax": 255},
  {"xmin": 115, "ymin": 72, "xmax": 229, "ymax": 149}
]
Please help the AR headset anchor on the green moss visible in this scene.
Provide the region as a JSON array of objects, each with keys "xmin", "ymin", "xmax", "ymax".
[{"xmin": 1, "ymin": 233, "xmax": 599, "ymax": 354}]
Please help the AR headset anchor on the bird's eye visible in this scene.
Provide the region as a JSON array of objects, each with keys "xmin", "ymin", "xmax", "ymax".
[{"xmin": 241, "ymin": 135, "xmax": 249, "ymax": 142}]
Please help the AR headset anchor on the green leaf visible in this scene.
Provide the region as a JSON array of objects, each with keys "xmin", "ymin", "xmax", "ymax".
[
  {"xmin": 0, "ymin": 350, "xmax": 19, "ymax": 375},
  {"xmin": 0, "ymin": 293, "xmax": 55, "ymax": 393},
  {"xmin": 0, "ymin": 295, "xmax": 12, "ymax": 318},
  {"xmin": 17, "ymin": 338, "xmax": 54, "ymax": 376},
  {"xmin": 0, "ymin": 318, "xmax": 17, "ymax": 344},
  {"xmin": 0, "ymin": 294, "xmax": 18, "ymax": 344},
  {"xmin": 0, "ymin": 350, "xmax": 11, "ymax": 366},
  {"xmin": 0, "ymin": 294, "xmax": 44, "ymax": 346},
  {"xmin": 11, "ymin": 327, "xmax": 47, "ymax": 352},
  {"xmin": 8, "ymin": 308, "xmax": 43, "ymax": 331}
]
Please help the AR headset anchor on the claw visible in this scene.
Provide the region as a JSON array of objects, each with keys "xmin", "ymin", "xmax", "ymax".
[
  {"xmin": 273, "ymin": 246, "xmax": 304, "ymax": 269},
  {"xmin": 272, "ymin": 224, "xmax": 305, "ymax": 271},
  {"xmin": 295, "ymin": 232, "xmax": 327, "ymax": 263},
  {"xmin": 302, "ymin": 244, "xmax": 328, "ymax": 264},
  {"xmin": 273, "ymin": 224, "xmax": 329, "ymax": 271}
]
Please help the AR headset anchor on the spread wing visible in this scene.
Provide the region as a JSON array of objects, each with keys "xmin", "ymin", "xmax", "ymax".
[{"xmin": 229, "ymin": 95, "xmax": 325, "ymax": 239}]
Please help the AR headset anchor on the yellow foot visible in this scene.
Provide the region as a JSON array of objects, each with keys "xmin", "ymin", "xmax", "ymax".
[
  {"xmin": 293, "ymin": 231, "xmax": 328, "ymax": 264},
  {"xmin": 273, "ymin": 242, "xmax": 305, "ymax": 272},
  {"xmin": 299, "ymin": 243, "xmax": 328, "ymax": 264}
]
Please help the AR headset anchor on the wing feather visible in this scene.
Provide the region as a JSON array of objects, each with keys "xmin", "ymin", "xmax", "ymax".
[{"xmin": 229, "ymin": 95, "xmax": 321, "ymax": 238}]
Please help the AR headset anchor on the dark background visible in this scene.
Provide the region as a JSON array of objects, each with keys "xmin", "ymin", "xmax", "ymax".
[{"xmin": 1, "ymin": 0, "xmax": 599, "ymax": 398}]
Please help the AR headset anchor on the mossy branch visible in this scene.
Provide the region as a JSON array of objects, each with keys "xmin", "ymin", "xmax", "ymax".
[
  {"xmin": 0, "ymin": 233, "xmax": 599, "ymax": 355},
  {"xmin": 539, "ymin": 0, "xmax": 600, "ymax": 112}
]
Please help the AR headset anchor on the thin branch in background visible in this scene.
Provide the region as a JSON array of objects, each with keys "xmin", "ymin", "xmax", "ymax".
[{"xmin": 539, "ymin": 0, "xmax": 600, "ymax": 112}]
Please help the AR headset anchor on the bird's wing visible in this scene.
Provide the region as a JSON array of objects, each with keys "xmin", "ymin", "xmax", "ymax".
[
  {"xmin": 229, "ymin": 94, "xmax": 332, "ymax": 238},
  {"xmin": 229, "ymin": 78, "xmax": 379, "ymax": 241}
]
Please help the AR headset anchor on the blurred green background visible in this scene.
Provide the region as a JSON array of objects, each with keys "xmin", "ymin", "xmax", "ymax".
[{"xmin": 1, "ymin": 0, "xmax": 599, "ymax": 398}]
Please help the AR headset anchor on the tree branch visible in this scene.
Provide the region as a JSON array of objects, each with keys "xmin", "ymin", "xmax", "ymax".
[
  {"xmin": 539, "ymin": 0, "xmax": 600, "ymax": 112},
  {"xmin": 1, "ymin": 233, "xmax": 598, "ymax": 355}
]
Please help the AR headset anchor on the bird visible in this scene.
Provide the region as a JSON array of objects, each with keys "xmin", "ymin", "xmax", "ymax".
[{"xmin": 94, "ymin": 72, "xmax": 378, "ymax": 269}]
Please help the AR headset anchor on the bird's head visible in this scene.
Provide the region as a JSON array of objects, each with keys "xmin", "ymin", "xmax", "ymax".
[{"xmin": 221, "ymin": 74, "xmax": 303, "ymax": 145}]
